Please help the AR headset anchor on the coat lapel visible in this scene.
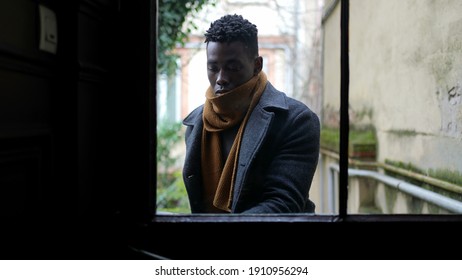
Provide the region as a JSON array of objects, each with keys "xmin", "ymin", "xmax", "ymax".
[{"xmin": 231, "ymin": 82, "xmax": 288, "ymax": 209}]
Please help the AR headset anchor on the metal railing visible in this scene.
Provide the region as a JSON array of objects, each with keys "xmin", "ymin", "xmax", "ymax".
[{"xmin": 328, "ymin": 163, "xmax": 462, "ymax": 214}]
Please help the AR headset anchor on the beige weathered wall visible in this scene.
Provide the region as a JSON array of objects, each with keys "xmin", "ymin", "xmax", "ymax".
[
  {"xmin": 350, "ymin": 0, "xmax": 462, "ymax": 173},
  {"xmin": 322, "ymin": 0, "xmax": 342, "ymax": 128},
  {"xmin": 324, "ymin": 0, "xmax": 462, "ymax": 173}
]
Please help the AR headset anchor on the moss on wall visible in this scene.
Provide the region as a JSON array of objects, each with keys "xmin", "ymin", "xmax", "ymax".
[
  {"xmin": 387, "ymin": 129, "xmax": 433, "ymax": 138},
  {"xmin": 428, "ymin": 168, "xmax": 462, "ymax": 187},
  {"xmin": 320, "ymin": 126, "xmax": 377, "ymax": 158},
  {"xmin": 385, "ymin": 159, "xmax": 462, "ymax": 201}
]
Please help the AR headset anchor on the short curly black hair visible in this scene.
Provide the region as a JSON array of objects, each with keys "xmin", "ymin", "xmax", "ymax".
[{"xmin": 204, "ymin": 14, "xmax": 259, "ymax": 59}]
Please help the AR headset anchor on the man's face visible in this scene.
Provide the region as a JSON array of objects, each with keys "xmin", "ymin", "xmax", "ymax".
[{"xmin": 206, "ymin": 41, "xmax": 259, "ymax": 96}]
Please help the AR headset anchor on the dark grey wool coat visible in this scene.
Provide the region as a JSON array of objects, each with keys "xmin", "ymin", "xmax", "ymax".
[{"xmin": 182, "ymin": 82, "xmax": 320, "ymax": 214}]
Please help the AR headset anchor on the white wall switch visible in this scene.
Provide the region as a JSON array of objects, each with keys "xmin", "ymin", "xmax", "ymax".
[{"xmin": 39, "ymin": 5, "xmax": 57, "ymax": 54}]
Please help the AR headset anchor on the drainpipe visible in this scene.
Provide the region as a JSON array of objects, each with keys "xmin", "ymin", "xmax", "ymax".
[
  {"xmin": 327, "ymin": 162, "xmax": 336, "ymax": 213},
  {"xmin": 318, "ymin": 153, "xmax": 325, "ymax": 213},
  {"xmin": 329, "ymin": 164, "xmax": 462, "ymax": 214}
]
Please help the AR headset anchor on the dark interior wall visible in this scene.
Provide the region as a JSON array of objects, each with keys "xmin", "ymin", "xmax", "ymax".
[
  {"xmin": 0, "ymin": 0, "xmax": 55, "ymax": 217},
  {"xmin": 0, "ymin": 0, "xmax": 154, "ymax": 258}
]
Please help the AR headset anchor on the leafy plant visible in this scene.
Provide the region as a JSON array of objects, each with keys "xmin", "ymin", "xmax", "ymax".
[{"xmin": 156, "ymin": 120, "xmax": 191, "ymax": 213}]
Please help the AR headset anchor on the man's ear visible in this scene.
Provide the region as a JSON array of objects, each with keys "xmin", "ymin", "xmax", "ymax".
[{"xmin": 254, "ymin": 56, "xmax": 263, "ymax": 75}]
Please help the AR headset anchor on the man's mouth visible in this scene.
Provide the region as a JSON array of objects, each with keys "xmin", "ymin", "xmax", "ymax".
[{"xmin": 215, "ymin": 89, "xmax": 228, "ymax": 96}]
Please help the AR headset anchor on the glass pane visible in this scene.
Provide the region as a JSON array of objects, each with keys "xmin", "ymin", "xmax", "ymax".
[
  {"xmin": 157, "ymin": 0, "xmax": 327, "ymax": 214},
  {"xmin": 345, "ymin": 0, "xmax": 462, "ymax": 214}
]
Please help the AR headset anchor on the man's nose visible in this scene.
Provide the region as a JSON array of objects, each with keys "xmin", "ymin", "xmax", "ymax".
[{"xmin": 216, "ymin": 70, "xmax": 229, "ymax": 86}]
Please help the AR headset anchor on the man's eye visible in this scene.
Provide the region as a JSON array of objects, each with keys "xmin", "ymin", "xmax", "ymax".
[
  {"xmin": 227, "ymin": 65, "xmax": 241, "ymax": 71},
  {"xmin": 207, "ymin": 66, "xmax": 219, "ymax": 72}
]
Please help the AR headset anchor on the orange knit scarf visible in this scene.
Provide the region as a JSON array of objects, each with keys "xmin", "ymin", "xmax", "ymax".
[{"xmin": 201, "ymin": 71, "xmax": 268, "ymax": 212}]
